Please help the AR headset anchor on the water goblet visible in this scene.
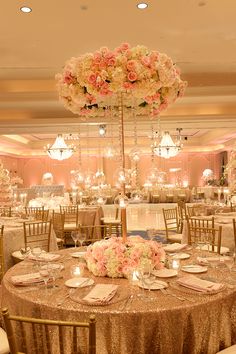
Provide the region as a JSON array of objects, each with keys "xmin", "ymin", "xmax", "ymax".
[
  {"xmin": 77, "ymin": 231, "xmax": 86, "ymax": 248},
  {"xmin": 71, "ymin": 231, "xmax": 79, "ymax": 248},
  {"xmin": 48, "ymin": 263, "xmax": 64, "ymax": 289},
  {"xmin": 31, "ymin": 247, "xmax": 42, "ymax": 269},
  {"xmin": 39, "ymin": 263, "xmax": 51, "ymax": 290}
]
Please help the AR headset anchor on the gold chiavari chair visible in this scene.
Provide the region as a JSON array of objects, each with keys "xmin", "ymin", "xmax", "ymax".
[
  {"xmin": 0, "ymin": 207, "xmax": 11, "ymax": 217},
  {"xmin": 59, "ymin": 205, "xmax": 79, "ymax": 246},
  {"xmin": 162, "ymin": 207, "xmax": 183, "ymax": 243},
  {"xmin": 52, "ymin": 211, "xmax": 65, "ymax": 249},
  {"xmin": 186, "ymin": 221, "xmax": 222, "ymax": 254},
  {"xmin": 24, "ymin": 207, "xmax": 47, "ymax": 220},
  {"xmin": 2, "ymin": 307, "xmax": 96, "ymax": 354},
  {"xmin": 23, "ymin": 220, "xmax": 52, "ymax": 252},
  {"xmin": 78, "ymin": 223, "xmax": 121, "ymax": 244},
  {"xmin": 101, "ymin": 206, "xmax": 122, "ymax": 237},
  {"xmin": 0, "ymin": 225, "xmax": 4, "ymax": 281},
  {"xmin": 187, "ymin": 205, "xmax": 206, "ymax": 217}
]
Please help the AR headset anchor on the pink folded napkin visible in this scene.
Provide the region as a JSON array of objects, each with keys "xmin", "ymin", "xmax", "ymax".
[
  {"xmin": 83, "ymin": 284, "xmax": 118, "ymax": 304},
  {"xmin": 28, "ymin": 253, "xmax": 60, "ymax": 261},
  {"xmin": 177, "ymin": 275, "xmax": 224, "ymax": 292},
  {"xmin": 11, "ymin": 272, "xmax": 43, "ymax": 286},
  {"xmin": 163, "ymin": 243, "xmax": 188, "ymax": 252}
]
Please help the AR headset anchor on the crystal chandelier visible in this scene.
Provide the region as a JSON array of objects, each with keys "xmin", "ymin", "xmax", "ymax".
[
  {"xmin": 46, "ymin": 134, "xmax": 75, "ymax": 161},
  {"xmin": 153, "ymin": 128, "xmax": 183, "ymax": 159}
]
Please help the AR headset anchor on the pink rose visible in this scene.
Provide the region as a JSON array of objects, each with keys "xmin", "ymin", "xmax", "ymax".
[
  {"xmin": 63, "ymin": 71, "xmax": 75, "ymax": 84},
  {"xmin": 108, "ymin": 58, "xmax": 116, "ymax": 66},
  {"xmin": 127, "ymin": 71, "xmax": 137, "ymax": 82},
  {"xmin": 126, "ymin": 60, "xmax": 136, "ymax": 71},
  {"xmin": 88, "ymin": 73, "xmax": 97, "ymax": 84},
  {"xmin": 141, "ymin": 56, "xmax": 150, "ymax": 67}
]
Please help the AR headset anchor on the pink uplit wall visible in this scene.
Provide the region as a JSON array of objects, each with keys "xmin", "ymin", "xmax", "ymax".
[{"xmin": 0, "ymin": 151, "xmax": 222, "ymax": 189}]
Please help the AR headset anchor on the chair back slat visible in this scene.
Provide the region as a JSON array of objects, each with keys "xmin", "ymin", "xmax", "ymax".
[
  {"xmin": 2, "ymin": 308, "xmax": 96, "ymax": 354},
  {"xmin": 0, "ymin": 225, "xmax": 4, "ymax": 280}
]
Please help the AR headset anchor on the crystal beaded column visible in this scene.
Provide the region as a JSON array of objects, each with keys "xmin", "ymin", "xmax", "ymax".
[{"xmin": 118, "ymin": 92, "xmax": 127, "ymax": 243}]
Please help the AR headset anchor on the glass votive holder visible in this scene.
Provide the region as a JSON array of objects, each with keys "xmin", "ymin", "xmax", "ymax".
[
  {"xmin": 170, "ymin": 259, "xmax": 181, "ymax": 272},
  {"xmin": 70, "ymin": 264, "xmax": 84, "ymax": 278}
]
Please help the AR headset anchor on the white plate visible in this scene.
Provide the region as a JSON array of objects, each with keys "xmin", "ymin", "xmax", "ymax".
[
  {"xmin": 153, "ymin": 269, "xmax": 178, "ymax": 278},
  {"xmin": 71, "ymin": 252, "xmax": 86, "ymax": 258},
  {"xmin": 65, "ymin": 277, "xmax": 94, "ymax": 288},
  {"xmin": 172, "ymin": 253, "xmax": 190, "ymax": 260},
  {"xmin": 138, "ymin": 279, "xmax": 168, "ymax": 290},
  {"xmin": 181, "ymin": 265, "xmax": 208, "ymax": 274}
]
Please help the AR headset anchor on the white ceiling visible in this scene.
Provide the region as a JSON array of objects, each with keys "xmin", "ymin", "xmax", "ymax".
[{"xmin": 0, "ymin": 0, "xmax": 236, "ymax": 156}]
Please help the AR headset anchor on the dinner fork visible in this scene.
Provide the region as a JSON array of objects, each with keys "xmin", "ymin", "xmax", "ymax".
[{"xmin": 160, "ymin": 288, "xmax": 185, "ymax": 301}]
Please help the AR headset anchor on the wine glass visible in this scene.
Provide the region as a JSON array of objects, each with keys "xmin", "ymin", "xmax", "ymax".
[
  {"xmin": 49, "ymin": 263, "xmax": 64, "ymax": 289},
  {"xmin": 147, "ymin": 229, "xmax": 156, "ymax": 242},
  {"xmin": 77, "ymin": 231, "xmax": 86, "ymax": 248},
  {"xmin": 71, "ymin": 231, "xmax": 79, "ymax": 248},
  {"xmin": 223, "ymin": 251, "xmax": 236, "ymax": 284},
  {"xmin": 39, "ymin": 263, "xmax": 51, "ymax": 290}
]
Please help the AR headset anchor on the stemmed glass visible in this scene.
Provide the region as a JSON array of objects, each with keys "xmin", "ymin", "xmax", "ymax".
[
  {"xmin": 136, "ymin": 261, "xmax": 155, "ymax": 301},
  {"xmin": 147, "ymin": 229, "xmax": 156, "ymax": 242},
  {"xmin": 71, "ymin": 231, "xmax": 80, "ymax": 248},
  {"xmin": 77, "ymin": 231, "xmax": 86, "ymax": 248},
  {"xmin": 39, "ymin": 263, "xmax": 51, "ymax": 290}
]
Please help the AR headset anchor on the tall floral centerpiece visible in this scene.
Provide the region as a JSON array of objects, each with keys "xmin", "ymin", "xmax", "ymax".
[
  {"xmin": 56, "ymin": 43, "xmax": 186, "ymax": 117},
  {"xmin": 56, "ymin": 43, "xmax": 186, "ymax": 276}
]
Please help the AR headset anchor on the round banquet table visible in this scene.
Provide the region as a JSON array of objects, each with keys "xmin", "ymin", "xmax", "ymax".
[{"xmin": 2, "ymin": 248, "xmax": 236, "ymax": 354}]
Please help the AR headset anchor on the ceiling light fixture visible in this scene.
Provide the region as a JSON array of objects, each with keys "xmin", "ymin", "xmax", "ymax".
[
  {"xmin": 20, "ymin": 6, "xmax": 32, "ymax": 13},
  {"xmin": 153, "ymin": 128, "xmax": 183, "ymax": 159},
  {"xmin": 137, "ymin": 3, "xmax": 148, "ymax": 9},
  {"xmin": 46, "ymin": 134, "xmax": 75, "ymax": 161}
]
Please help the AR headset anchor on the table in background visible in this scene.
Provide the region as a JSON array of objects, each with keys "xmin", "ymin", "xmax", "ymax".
[{"xmin": 2, "ymin": 248, "xmax": 236, "ymax": 354}]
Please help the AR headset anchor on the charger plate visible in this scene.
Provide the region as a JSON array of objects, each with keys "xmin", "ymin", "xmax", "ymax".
[{"xmin": 69, "ymin": 285, "xmax": 130, "ymax": 306}]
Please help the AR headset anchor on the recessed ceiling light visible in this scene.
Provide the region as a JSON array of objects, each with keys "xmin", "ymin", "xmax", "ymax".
[
  {"xmin": 20, "ymin": 6, "xmax": 32, "ymax": 13},
  {"xmin": 137, "ymin": 3, "xmax": 148, "ymax": 10}
]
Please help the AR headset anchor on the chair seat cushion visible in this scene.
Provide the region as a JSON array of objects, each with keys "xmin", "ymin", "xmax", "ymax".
[
  {"xmin": 200, "ymin": 245, "xmax": 229, "ymax": 254},
  {"xmin": 0, "ymin": 327, "xmax": 10, "ymax": 354},
  {"xmin": 64, "ymin": 222, "xmax": 77, "ymax": 231},
  {"xmin": 216, "ymin": 345, "xmax": 236, "ymax": 353},
  {"xmin": 11, "ymin": 250, "xmax": 26, "ymax": 263},
  {"xmin": 168, "ymin": 233, "xmax": 183, "ymax": 242},
  {"xmin": 102, "ymin": 218, "xmax": 121, "ymax": 225}
]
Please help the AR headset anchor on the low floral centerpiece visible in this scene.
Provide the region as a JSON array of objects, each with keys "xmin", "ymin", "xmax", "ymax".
[{"xmin": 85, "ymin": 236, "xmax": 165, "ymax": 278}]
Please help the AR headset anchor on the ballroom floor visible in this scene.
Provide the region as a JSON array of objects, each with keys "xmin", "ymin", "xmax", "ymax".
[{"xmin": 102, "ymin": 203, "xmax": 172, "ymax": 231}]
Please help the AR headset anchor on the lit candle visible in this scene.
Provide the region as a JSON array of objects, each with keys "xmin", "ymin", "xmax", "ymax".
[
  {"xmin": 171, "ymin": 259, "xmax": 180, "ymax": 271},
  {"xmin": 70, "ymin": 264, "xmax": 84, "ymax": 277}
]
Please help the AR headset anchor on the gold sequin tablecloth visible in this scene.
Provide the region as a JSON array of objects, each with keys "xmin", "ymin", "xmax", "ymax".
[{"xmin": 2, "ymin": 248, "xmax": 236, "ymax": 354}]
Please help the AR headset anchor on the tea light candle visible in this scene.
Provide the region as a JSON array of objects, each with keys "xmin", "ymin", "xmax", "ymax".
[
  {"xmin": 70, "ymin": 264, "xmax": 84, "ymax": 277},
  {"xmin": 171, "ymin": 259, "xmax": 180, "ymax": 271}
]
